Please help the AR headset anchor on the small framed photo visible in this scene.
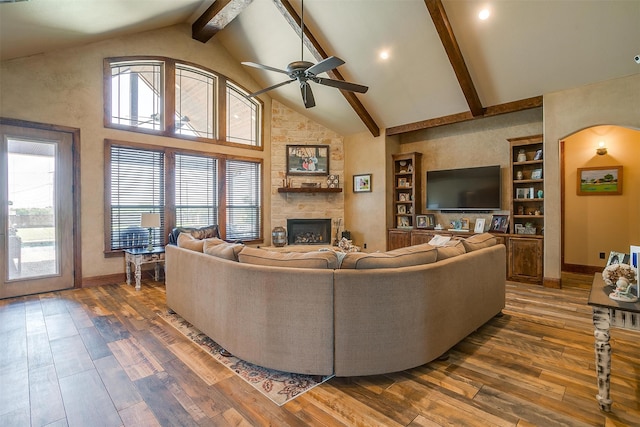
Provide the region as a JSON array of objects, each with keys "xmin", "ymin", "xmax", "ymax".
[
  {"xmin": 515, "ymin": 224, "xmax": 525, "ymax": 234},
  {"xmin": 516, "ymin": 188, "xmax": 527, "ymax": 199},
  {"xmin": 397, "ymin": 178, "xmax": 408, "ymax": 188},
  {"xmin": 607, "ymin": 251, "xmax": 630, "ymax": 266},
  {"xmin": 397, "ymin": 205, "xmax": 406, "ymax": 214},
  {"xmin": 461, "ymin": 218, "xmax": 470, "ymax": 230},
  {"xmin": 489, "ymin": 214, "xmax": 509, "ymax": 233},
  {"xmin": 397, "ymin": 216, "xmax": 411, "ymax": 228},
  {"xmin": 398, "ymin": 193, "xmax": 409, "ymax": 202},
  {"xmin": 474, "ymin": 218, "xmax": 486, "ymax": 233},
  {"xmin": 353, "ymin": 174, "xmax": 372, "ymax": 193},
  {"xmin": 534, "ymin": 149, "xmax": 543, "ymax": 160},
  {"xmin": 416, "ymin": 214, "xmax": 435, "ymax": 229},
  {"xmin": 531, "ymin": 169, "xmax": 542, "ymax": 179}
]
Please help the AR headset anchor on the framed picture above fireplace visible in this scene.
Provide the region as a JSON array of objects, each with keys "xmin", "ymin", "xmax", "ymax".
[{"xmin": 286, "ymin": 145, "xmax": 329, "ymax": 176}]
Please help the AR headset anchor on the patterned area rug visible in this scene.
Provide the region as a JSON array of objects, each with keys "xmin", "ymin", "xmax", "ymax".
[{"xmin": 159, "ymin": 312, "xmax": 333, "ymax": 406}]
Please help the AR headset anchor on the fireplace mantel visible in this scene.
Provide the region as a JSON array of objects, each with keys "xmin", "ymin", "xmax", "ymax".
[{"xmin": 278, "ymin": 187, "xmax": 342, "ymax": 194}]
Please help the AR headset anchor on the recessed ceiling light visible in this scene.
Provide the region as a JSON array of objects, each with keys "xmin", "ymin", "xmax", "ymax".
[
  {"xmin": 379, "ymin": 50, "xmax": 390, "ymax": 60},
  {"xmin": 479, "ymin": 8, "xmax": 490, "ymax": 20}
]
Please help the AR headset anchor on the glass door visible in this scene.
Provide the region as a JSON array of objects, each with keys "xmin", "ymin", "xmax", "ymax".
[{"xmin": 1, "ymin": 124, "xmax": 75, "ymax": 298}]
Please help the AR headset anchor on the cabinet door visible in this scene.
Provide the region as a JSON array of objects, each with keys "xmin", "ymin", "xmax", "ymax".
[
  {"xmin": 411, "ymin": 230, "xmax": 435, "ymax": 246},
  {"xmin": 508, "ymin": 237, "xmax": 543, "ymax": 284},
  {"xmin": 388, "ymin": 229, "xmax": 411, "ymax": 250}
]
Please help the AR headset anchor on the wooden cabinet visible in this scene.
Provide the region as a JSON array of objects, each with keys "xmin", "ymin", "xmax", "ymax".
[
  {"xmin": 508, "ymin": 134, "xmax": 544, "ymax": 235},
  {"xmin": 508, "ymin": 237, "xmax": 543, "ymax": 284},
  {"xmin": 387, "ymin": 229, "xmax": 411, "ymax": 250},
  {"xmin": 392, "ymin": 152, "xmax": 422, "ymax": 229}
]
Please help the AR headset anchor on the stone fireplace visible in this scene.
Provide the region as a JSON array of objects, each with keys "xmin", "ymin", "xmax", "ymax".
[{"xmin": 287, "ymin": 219, "xmax": 332, "ymax": 245}]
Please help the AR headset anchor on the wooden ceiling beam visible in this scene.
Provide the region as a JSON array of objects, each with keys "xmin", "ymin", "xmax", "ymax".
[
  {"xmin": 424, "ymin": 0, "xmax": 485, "ymax": 117},
  {"xmin": 274, "ymin": 0, "xmax": 380, "ymax": 137},
  {"xmin": 386, "ymin": 96, "xmax": 543, "ymax": 136},
  {"xmin": 192, "ymin": 0, "xmax": 254, "ymax": 43}
]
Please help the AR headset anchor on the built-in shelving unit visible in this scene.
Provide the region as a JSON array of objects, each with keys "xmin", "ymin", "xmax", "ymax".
[
  {"xmin": 509, "ymin": 134, "xmax": 544, "ymax": 235},
  {"xmin": 392, "ymin": 152, "xmax": 422, "ymax": 229}
]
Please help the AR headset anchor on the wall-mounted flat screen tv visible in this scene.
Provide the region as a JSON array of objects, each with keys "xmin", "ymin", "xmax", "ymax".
[{"xmin": 426, "ymin": 165, "xmax": 501, "ymax": 211}]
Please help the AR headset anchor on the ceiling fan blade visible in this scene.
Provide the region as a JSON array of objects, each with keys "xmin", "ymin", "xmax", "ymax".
[
  {"xmin": 241, "ymin": 61, "xmax": 290, "ymax": 75},
  {"xmin": 300, "ymin": 82, "xmax": 316, "ymax": 108},
  {"xmin": 248, "ymin": 79, "xmax": 295, "ymax": 97},
  {"xmin": 306, "ymin": 56, "xmax": 345, "ymax": 76},
  {"xmin": 314, "ymin": 77, "xmax": 369, "ymax": 94}
]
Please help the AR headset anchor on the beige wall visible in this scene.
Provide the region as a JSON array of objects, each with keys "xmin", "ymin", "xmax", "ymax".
[
  {"xmin": 343, "ymin": 131, "xmax": 389, "ymax": 252},
  {"xmin": 0, "ymin": 24, "xmax": 272, "ymax": 280},
  {"xmin": 544, "ymin": 73, "xmax": 640, "ymax": 281},
  {"xmin": 563, "ymin": 126, "xmax": 640, "ymax": 267},
  {"xmin": 396, "ymin": 109, "xmax": 543, "ymax": 234}
]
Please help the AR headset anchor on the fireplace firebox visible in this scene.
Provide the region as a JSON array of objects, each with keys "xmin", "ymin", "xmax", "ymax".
[{"xmin": 287, "ymin": 219, "xmax": 332, "ymax": 245}]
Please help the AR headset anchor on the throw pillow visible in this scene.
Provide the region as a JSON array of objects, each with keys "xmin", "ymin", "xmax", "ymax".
[
  {"xmin": 177, "ymin": 233, "xmax": 206, "ymax": 252},
  {"xmin": 340, "ymin": 243, "xmax": 437, "ymax": 269},
  {"xmin": 238, "ymin": 247, "xmax": 339, "ymax": 269},
  {"xmin": 203, "ymin": 239, "xmax": 244, "ymax": 261},
  {"xmin": 436, "ymin": 240, "xmax": 466, "ymax": 260},
  {"xmin": 461, "ymin": 232, "xmax": 497, "ymax": 252}
]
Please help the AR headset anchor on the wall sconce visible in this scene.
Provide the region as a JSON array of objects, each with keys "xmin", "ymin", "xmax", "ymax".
[
  {"xmin": 140, "ymin": 213, "xmax": 161, "ymax": 252},
  {"xmin": 596, "ymin": 141, "xmax": 607, "ymax": 155}
]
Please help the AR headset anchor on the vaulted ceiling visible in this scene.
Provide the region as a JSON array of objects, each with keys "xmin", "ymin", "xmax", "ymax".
[{"xmin": 1, "ymin": 0, "xmax": 639, "ymax": 137}]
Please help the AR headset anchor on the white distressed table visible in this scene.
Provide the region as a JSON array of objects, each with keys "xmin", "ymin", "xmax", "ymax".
[
  {"xmin": 587, "ymin": 273, "xmax": 640, "ymax": 412},
  {"xmin": 124, "ymin": 247, "xmax": 165, "ymax": 290}
]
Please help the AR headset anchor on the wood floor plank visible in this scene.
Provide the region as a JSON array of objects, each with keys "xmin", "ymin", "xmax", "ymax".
[
  {"xmin": 78, "ymin": 326, "xmax": 112, "ymax": 360},
  {"xmin": 118, "ymin": 400, "xmax": 161, "ymax": 427},
  {"xmin": 93, "ymin": 355, "xmax": 143, "ymax": 411},
  {"xmin": 134, "ymin": 373, "xmax": 199, "ymax": 427}
]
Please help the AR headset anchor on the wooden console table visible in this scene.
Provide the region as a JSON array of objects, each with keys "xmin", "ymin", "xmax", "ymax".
[
  {"xmin": 124, "ymin": 247, "xmax": 165, "ymax": 290},
  {"xmin": 587, "ymin": 273, "xmax": 640, "ymax": 411}
]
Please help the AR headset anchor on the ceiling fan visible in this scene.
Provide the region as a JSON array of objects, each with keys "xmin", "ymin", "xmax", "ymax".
[{"xmin": 241, "ymin": 0, "xmax": 368, "ymax": 108}]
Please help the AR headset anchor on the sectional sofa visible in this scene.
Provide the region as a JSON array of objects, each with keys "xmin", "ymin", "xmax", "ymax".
[{"xmin": 165, "ymin": 233, "xmax": 506, "ymax": 377}]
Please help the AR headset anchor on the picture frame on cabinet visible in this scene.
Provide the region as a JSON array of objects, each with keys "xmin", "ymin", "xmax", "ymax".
[
  {"xmin": 489, "ymin": 214, "xmax": 509, "ymax": 233},
  {"xmin": 397, "ymin": 205, "xmax": 406, "ymax": 214},
  {"xmin": 474, "ymin": 218, "xmax": 486, "ymax": 233},
  {"xmin": 516, "ymin": 188, "xmax": 527, "ymax": 199},
  {"xmin": 461, "ymin": 218, "xmax": 470, "ymax": 230},
  {"xmin": 606, "ymin": 251, "xmax": 630, "ymax": 266},
  {"xmin": 416, "ymin": 214, "xmax": 435, "ymax": 229},
  {"xmin": 397, "ymin": 177, "xmax": 408, "ymax": 188}
]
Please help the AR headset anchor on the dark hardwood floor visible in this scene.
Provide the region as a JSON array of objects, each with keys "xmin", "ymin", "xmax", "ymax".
[{"xmin": 1, "ymin": 274, "xmax": 639, "ymax": 426}]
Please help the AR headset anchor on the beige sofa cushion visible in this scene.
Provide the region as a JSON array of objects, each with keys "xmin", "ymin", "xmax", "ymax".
[
  {"xmin": 340, "ymin": 243, "xmax": 437, "ymax": 269},
  {"xmin": 203, "ymin": 239, "xmax": 244, "ymax": 261},
  {"xmin": 238, "ymin": 247, "xmax": 339, "ymax": 269},
  {"xmin": 436, "ymin": 239, "xmax": 466, "ymax": 260},
  {"xmin": 461, "ymin": 233, "xmax": 497, "ymax": 252},
  {"xmin": 177, "ymin": 233, "xmax": 206, "ymax": 252}
]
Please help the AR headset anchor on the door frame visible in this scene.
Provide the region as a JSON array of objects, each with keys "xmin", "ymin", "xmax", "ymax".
[{"xmin": 1, "ymin": 117, "xmax": 82, "ymax": 291}]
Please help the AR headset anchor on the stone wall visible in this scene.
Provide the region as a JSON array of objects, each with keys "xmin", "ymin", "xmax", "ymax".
[{"xmin": 270, "ymin": 100, "xmax": 344, "ymax": 244}]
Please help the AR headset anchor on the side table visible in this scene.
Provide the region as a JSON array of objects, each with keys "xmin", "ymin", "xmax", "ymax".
[
  {"xmin": 124, "ymin": 247, "xmax": 166, "ymax": 291},
  {"xmin": 587, "ymin": 273, "xmax": 640, "ymax": 411}
]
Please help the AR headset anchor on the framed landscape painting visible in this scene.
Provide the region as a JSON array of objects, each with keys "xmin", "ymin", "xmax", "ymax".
[
  {"xmin": 577, "ymin": 166, "xmax": 622, "ymax": 196},
  {"xmin": 286, "ymin": 145, "xmax": 329, "ymax": 176}
]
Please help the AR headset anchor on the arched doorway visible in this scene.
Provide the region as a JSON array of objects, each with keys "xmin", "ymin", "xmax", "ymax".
[{"xmin": 561, "ymin": 125, "xmax": 640, "ymax": 276}]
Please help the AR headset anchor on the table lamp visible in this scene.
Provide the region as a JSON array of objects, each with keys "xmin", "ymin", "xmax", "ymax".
[{"xmin": 140, "ymin": 213, "xmax": 160, "ymax": 252}]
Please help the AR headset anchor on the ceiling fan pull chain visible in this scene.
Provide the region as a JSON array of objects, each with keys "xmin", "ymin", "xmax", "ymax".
[{"xmin": 300, "ymin": 0, "xmax": 304, "ymax": 61}]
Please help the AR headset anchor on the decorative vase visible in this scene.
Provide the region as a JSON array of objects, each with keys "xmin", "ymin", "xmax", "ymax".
[
  {"xmin": 516, "ymin": 170, "xmax": 523, "ymax": 180},
  {"xmin": 517, "ymin": 149, "xmax": 527, "ymax": 162},
  {"xmin": 271, "ymin": 226, "xmax": 287, "ymax": 247}
]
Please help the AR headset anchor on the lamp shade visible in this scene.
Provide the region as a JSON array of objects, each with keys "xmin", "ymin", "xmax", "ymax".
[{"xmin": 140, "ymin": 213, "xmax": 160, "ymax": 228}]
